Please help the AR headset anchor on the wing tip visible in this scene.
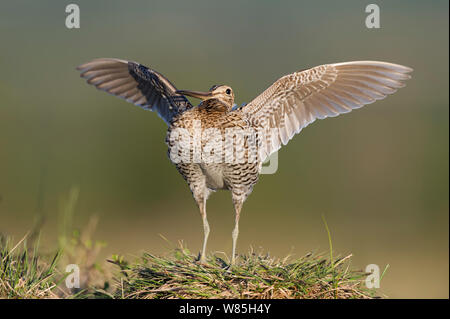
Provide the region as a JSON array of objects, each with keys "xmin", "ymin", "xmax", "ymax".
[
  {"xmin": 333, "ymin": 60, "xmax": 413, "ymax": 74},
  {"xmin": 76, "ymin": 58, "xmax": 130, "ymax": 72}
]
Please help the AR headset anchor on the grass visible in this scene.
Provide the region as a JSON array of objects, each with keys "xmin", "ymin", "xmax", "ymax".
[
  {"xmin": 105, "ymin": 244, "xmax": 375, "ymax": 299},
  {"xmin": 0, "ymin": 234, "xmax": 376, "ymax": 299},
  {"xmin": 0, "ymin": 233, "xmax": 62, "ymax": 298}
]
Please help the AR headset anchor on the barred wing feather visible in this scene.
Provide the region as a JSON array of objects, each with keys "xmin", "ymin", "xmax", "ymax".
[
  {"xmin": 242, "ymin": 61, "xmax": 413, "ymax": 160},
  {"xmin": 77, "ymin": 58, "xmax": 193, "ymax": 125}
]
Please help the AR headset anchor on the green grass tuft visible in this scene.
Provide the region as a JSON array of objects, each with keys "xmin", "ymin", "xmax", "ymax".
[
  {"xmin": 0, "ymin": 234, "xmax": 62, "ymax": 299},
  {"xmin": 106, "ymin": 244, "xmax": 375, "ymax": 299}
]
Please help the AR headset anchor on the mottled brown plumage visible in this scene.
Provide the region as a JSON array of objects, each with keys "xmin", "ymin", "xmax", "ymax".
[
  {"xmin": 77, "ymin": 58, "xmax": 412, "ymax": 265},
  {"xmin": 166, "ymin": 86, "xmax": 260, "ymax": 263}
]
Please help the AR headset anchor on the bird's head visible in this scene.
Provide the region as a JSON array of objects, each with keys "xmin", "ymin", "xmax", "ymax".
[{"xmin": 177, "ymin": 85, "xmax": 234, "ymax": 110}]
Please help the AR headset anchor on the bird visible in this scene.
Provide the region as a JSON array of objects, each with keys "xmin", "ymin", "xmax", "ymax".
[{"xmin": 76, "ymin": 58, "xmax": 412, "ymax": 265}]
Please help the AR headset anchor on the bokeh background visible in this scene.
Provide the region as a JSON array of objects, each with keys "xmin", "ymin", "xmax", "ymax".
[{"xmin": 0, "ymin": 0, "xmax": 448, "ymax": 298}]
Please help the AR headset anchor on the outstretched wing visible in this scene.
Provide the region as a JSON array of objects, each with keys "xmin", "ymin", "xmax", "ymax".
[
  {"xmin": 242, "ymin": 61, "xmax": 413, "ymax": 160},
  {"xmin": 77, "ymin": 58, "xmax": 193, "ymax": 125}
]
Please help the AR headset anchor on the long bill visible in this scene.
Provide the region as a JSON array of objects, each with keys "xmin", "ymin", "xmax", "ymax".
[{"xmin": 176, "ymin": 89, "xmax": 212, "ymax": 100}]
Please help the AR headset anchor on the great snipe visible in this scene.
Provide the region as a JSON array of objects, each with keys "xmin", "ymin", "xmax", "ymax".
[{"xmin": 77, "ymin": 58, "xmax": 412, "ymax": 264}]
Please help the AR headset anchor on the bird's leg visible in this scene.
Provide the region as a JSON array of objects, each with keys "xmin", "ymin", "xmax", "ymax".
[
  {"xmin": 231, "ymin": 198, "xmax": 243, "ymax": 266},
  {"xmin": 195, "ymin": 194, "xmax": 210, "ymax": 264}
]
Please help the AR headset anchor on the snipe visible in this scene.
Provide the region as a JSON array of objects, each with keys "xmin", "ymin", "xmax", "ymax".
[{"xmin": 77, "ymin": 58, "xmax": 412, "ymax": 265}]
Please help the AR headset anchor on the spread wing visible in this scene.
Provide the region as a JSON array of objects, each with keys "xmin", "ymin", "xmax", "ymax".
[
  {"xmin": 76, "ymin": 58, "xmax": 193, "ymax": 125},
  {"xmin": 242, "ymin": 61, "xmax": 413, "ymax": 160}
]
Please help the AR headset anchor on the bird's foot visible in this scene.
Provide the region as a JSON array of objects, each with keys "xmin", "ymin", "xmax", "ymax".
[
  {"xmin": 195, "ymin": 253, "xmax": 209, "ymax": 266},
  {"xmin": 223, "ymin": 258, "xmax": 237, "ymax": 273}
]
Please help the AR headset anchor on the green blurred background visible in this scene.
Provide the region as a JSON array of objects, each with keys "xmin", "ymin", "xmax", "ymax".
[{"xmin": 0, "ymin": 0, "xmax": 448, "ymax": 298}]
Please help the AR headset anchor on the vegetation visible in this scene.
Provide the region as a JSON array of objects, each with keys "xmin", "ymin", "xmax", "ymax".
[
  {"xmin": 106, "ymin": 244, "xmax": 373, "ymax": 299},
  {"xmin": 0, "ymin": 233, "xmax": 375, "ymax": 299},
  {"xmin": 0, "ymin": 234, "xmax": 61, "ymax": 298}
]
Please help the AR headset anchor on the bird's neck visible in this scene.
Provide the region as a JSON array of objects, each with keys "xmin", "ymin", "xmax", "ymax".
[{"xmin": 199, "ymin": 99, "xmax": 232, "ymax": 113}]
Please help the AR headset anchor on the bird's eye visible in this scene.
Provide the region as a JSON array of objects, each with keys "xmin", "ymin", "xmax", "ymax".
[{"xmin": 226, "ymin": 89, "xmax": 231, "ymax": 95}]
